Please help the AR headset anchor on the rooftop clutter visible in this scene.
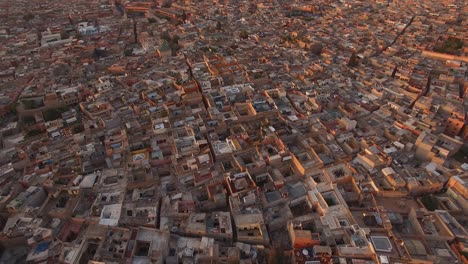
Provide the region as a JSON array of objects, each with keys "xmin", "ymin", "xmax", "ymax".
[{"xmin": 0, "ymin": 0, "xmax": 467, "ymax": 263}]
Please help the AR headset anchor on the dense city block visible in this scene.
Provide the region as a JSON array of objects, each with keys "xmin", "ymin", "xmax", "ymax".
[{"xmin": 0, "ymin": 0, "xmax": 467, "ymax": 263}]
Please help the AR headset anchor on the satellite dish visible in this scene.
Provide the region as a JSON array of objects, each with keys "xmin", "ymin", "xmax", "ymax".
[{"xmin": 302, "ymin": 249, "xmax": 308, "ymax": 256}]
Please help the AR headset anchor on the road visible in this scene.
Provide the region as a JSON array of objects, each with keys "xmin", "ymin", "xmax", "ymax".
[{"xmin": 371, "ymin": 14, "xmax": 416, "ymax": 57}]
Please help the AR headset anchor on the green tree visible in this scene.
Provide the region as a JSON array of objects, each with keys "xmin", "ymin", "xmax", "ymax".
[
  {"xmin": 282, "ymin": 34, "xmax": 292, "ymax": 42},
  {"xmin": 22, "ymin": 115, "xmax": 35, "ymax": 125},
  {"xmin": 421, "ymin": 194, "xmax": 438, "ymax": 211},
  {"xmin": 72, "ymin": 125, "xmax": 84, "ymax": 134},
  {"xmin": 348, "ymin": 52, "xmax": 359, "ymax": 67},
  {"xmin": 310, "ymin": 43, "xmax": 323, "ymax": 56},
  {"xmin": 239, "ymin": 30, "xmax": 249, "ymax": 39},
  {"xmin": 22, "ymin": 99, "xmax": 42, "ymax": 109},
  {"xmin": 23, "ymin": 13, "xmax": 34, "ymax": 21},
  {"xmin": 43, "ymin": 108, "xmax": 64, "ymax": 121},
  {"xmin": 9, "ymin": 102, "xmax": 17, "ymax": 114},
  {"xmin": 172, "ymin": 35, "xmax": 180, "ymax": 45},
  {"xmin": 124, "ymin": 48, "xmax": 133, "ymax": 57},
  {"xmin": 434, "ymin": 37, "xmax": 463, "ymax": 55},
  {"xmin": 25, "ymin": 129, "xmax": 43, "ymax": 138}
]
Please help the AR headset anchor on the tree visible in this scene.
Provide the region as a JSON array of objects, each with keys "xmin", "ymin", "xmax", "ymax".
[
  {"xmin": 168, "ymin": 34, "xmax": 181, "ymax": 56},
  {"xmin": 249, "ymin": 3, "xmax": 258, "ymax": 14},
  {"xmin": 421, "ymin": 194, "xmax": 438, "ymax": 211},
  {"xmin": 124, "ymin": 48, "xmax": 133, "ymax": 57},
  {"xmin": 26, "ymin": 129, "xmax": 43, "ymax": 138},
  {"xmin": 310, "ymin": 43, "xmax": 323, "ymax": 56},
  {"xmin": 23, "ymin": 13, "xmax": 34, "ymax": 22},
  {"xmin": 433, "ymin": 37, "xmax": 463, "ymax": 55},
  {"xmin": 348, "ymin": 52, "xmax": 359, "ymax": 67},
  {"xmin": 72, "ymin": 125, "xmax": 84, "ymax": 134},
  {"xmin": 9, "ymin": 102, "xmax": 17, "ymax": 113},
  {"xmin": 22, "ymin": 115, "xmax": 35, "ymax": 125},
  {"xmin": 43, "ymin": 108, "xmax": 65, "ymax": 121},
  {"xmin": 226, "ymin": 48, "xmax": 234, "ymax": 56},
  {"xmin": 93, "ymin": 48, "xmax": 106, "ymax": 60},
  {"xmin": 22, "ymin": 99, "xmax": 42, "ymax": 110},
  {"xmin": 253, "ymin": 72, "xmax": 263, "ymax": 79},
  {"xmin": 239, "ymin": 30, "xmax": 249, "ymax": 40},
  {"xmin": 172, "ymin": 35, "xmax": 180, "ymax": 45}
]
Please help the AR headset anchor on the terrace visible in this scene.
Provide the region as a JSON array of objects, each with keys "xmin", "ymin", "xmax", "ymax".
[
  {"xmin": 225, "ymin": 172, "xmax": 256, "ymax": 195},
  {"xmin": 325, "ymin": 163, "xmax": 355, "ymax": 183},
  {"xmin": 97, "ymin": 228, "xmax": 130, "ymax": 261}
]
